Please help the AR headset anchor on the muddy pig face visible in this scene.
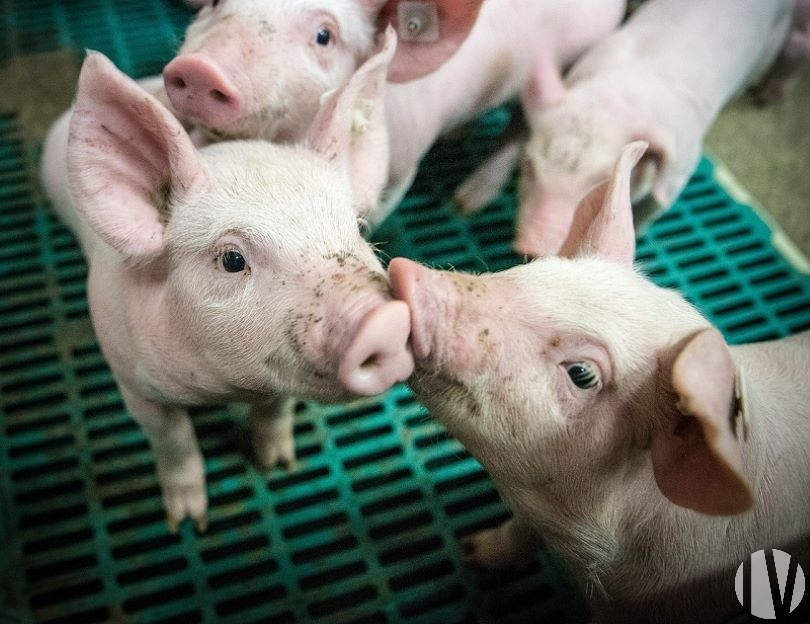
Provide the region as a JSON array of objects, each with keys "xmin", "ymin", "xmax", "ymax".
[
  {"xmin": 164, "ymin": 0, "xmax": 486, "ymax": 142},
  {"xmin": 391, "ymin": 142, "xmax": 754, "ymax": 517},
  {"xmin": 69, "ymin": 46, "xmax": 412, "ymax": 401}
]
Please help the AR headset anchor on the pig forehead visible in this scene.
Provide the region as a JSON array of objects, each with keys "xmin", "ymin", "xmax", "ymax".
[
  {"xmin": 221, "ymin": 0, "xmax": 364, "ymax": 20},
  {"xmin": 186, "ymin": 143, "xmax": 359, "ymax": 238},
  {"xmin": 225, "ymin": 0, "xmax": 374, "ymax": 47},
  {"xmin": 202, "ymin": 141, "xmax": 352, "ymax": 199},
  {"xmin": 504, "ymin": 259, "xmax": 695, "ymax": 335}
]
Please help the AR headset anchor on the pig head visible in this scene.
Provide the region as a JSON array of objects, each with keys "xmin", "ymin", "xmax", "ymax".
[
  {"xmin": 514, "ymin": 0, "xmax": 793, "ymax": 257},
  {"xmin": 41, "ymin": 40, "xmax": 413, "ymax": 531},
  {"xmin": 163, "ymin": 0, "xmax": 485, "ymax": 143},
  {"xmin": 390, "ymin": 142, "xmax": 810, "ymax": 622}
]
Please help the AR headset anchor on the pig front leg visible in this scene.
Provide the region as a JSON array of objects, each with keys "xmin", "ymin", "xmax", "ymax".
[
  {"xmin": 120, "ymin": 386, "xmax": 208, "ymax": 533},
  {"xmin": 454, "ymin": 105, "xmax": 528, "ymax": 215},
  {"xmin": 461, "ymin": 516, "xmax": 540, "ymax": 569},
  {"xmin": 248, "ymin": 396, "xmax": 297, "ymax": 470},
  {"xmin": 453, "ymin": 138, "xmax": 525, "ymax": 215}
]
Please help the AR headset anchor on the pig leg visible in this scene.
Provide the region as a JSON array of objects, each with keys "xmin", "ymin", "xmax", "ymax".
[
  {"xmin": 371, "ymin": 168, "xmax": 419, "ymax": 230},
  {"xmin": 453, "ymin": 108, "xmax": 528, "ymax": 215},
  {"xmin": 461, "ymin": 517, "xmax": 540, "ymax": 569},
  {"xmin": 454, "ymin": 139, "xmax": 525, "ymax": 215},
  {"xmin": 121, "ymin": 386, "xmax": 207, "ymax": 533},
  {"xmin": 248, "ymin": 396, "xmax": 297, "ymax": 470}
]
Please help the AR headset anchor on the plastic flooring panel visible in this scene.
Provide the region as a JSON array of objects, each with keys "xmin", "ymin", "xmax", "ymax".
[{"xmin": 2, "ymin": 2, "xmax": 810, "ymax": 624}]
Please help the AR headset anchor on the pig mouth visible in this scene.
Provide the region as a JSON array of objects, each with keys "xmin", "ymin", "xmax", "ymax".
[
  {"xmin": 195, "ymin": 113, "xmax": 299, "ymax": 145},
  {"xmin": 409, "ymin": 366, "xmax": 483, "ymax": 423},
  {"xmin": 197, "ymin": 122, "xmax": 250, "ymax": 142},
  {"xmin": 260, "ymin": 347, "xmax": 351, "ymax": 402},
  {"xmin": 411, "ymin": 361, "xmax": 464, "ymax": 398}
]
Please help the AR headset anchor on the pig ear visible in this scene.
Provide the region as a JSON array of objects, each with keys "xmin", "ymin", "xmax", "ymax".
[
  {"xmin": 373, "ymin": 0, "xmax": 485, "ymax": 82},
  {"xmin": 68, "ymin": 52, "xmax": 204, "ymax": 259},
  {"xmin": 648, "ymin": 139, "xmax": 700, "ymax": 211},
  {"xmin": 307, "ymin": 25, "xmax": 395, "ymax": 218},
  {"xmin": 558, "ymin": 141, "xmax": 647, "ymax": 266},
  {"xmin": 630, "ymin": 123, "xmax": 682, "ymax": 209},
  {"xmin": 651, "ymin": 328, "xmax": 754, "ymax": 516}
]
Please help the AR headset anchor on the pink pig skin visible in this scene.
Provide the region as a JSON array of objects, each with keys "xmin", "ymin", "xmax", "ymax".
[
  {"xmin": 379, "ymin": 0, "xmax": 626, "ymax": 225},
  {"xmin": 42, "ymin": 1, "xmax": 623, "ymax": 230},
  {"xmin": 511, "ymin": 0, "xmax": 794, "ymax": 257},
  {"xmin": 389, "ymin": 143, "xmax": 810, "ymax": 623},
  {"xmin": 162, "ymin": 0, "xmax": 487, "ymax": 145},
  {"xmin": 39, "ymin": 37, "xmax": 413, "ymax": 531}
]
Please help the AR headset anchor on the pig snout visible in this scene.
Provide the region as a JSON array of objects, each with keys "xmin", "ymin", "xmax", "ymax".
[
  {"xmin": 163, "ymin": 54, "xmax": 244, "ymax": 128},
  {"xmin": 338, "ymin": 300, "xmax": 414, "ymax": 396},
  {"xmin": 389, "ymin": 257, "xmax": 500, "ymax": 378},
  {"xmin": 388, "ymin": 257, "xmax": 435, "ymax": 361}
]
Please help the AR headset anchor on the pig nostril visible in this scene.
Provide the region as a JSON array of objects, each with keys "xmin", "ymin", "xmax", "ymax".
[
  {"xmin": 210, "ymin": 89, "xmax": 230, "ymax": 104},
  {"xmin": 339, "ymin": 301, "xmax": 412, "ymax": 396},
  {"xmin": 170, "ymin": 77, "xmax": 187, "ymax": 90}
]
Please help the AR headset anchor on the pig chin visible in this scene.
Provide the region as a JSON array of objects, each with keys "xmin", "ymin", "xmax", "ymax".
[
  {"xmin": 409, "ymin": 366, "xmax": 484, "ymax": 427},
  {"xmin": 196, "ymin": 108, "xmax": 298, "ymax": 144}
]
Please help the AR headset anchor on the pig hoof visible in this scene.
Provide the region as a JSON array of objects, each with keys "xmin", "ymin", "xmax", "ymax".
[
  {"xmin": 459, "ymin": 529, "xmax": 534, "ymax": 570},
  {"xmin": 254, "ymin": 436, "xmax": 297, "ymax": 471},
  {"xmin": 453, "ymin": 177, "xmax": 494, "ymax": 216},
  {"xmin": 162, "ymin": 480, "xmax": 208, "ymax": 534}
]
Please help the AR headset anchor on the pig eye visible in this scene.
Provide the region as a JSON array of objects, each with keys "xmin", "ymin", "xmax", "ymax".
[
  {"xmin": 221, "ymin": 249, "xmax": 246, "ymax": 273},
  {"xmin": 210, "ymin": 0, "xmax": 220, "ymax": 6},
  {"xmin": 316, "ymin": 27, "xmax": 332, "ymax": 46},
  {"xmin": 565, "ymin": 362, "xmax": 599, "ymax": 390}
]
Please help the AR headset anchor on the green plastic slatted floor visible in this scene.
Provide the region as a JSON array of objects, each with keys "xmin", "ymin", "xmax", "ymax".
[{"xmin": 2, "ymin": 2, "xmax": 810, "ymax": 624}]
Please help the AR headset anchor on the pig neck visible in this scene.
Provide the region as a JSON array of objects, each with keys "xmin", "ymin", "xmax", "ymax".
[
  {"xmin": 384, "ymin": 0, "xmax": 623, "ymax": 191},
  {"xmin": 725, "ymin": 332, "xmax": 810, "ymax": 527},
  {"xmin": 595, "ymin": 335, "xmax": 810, "ymax": 621}
]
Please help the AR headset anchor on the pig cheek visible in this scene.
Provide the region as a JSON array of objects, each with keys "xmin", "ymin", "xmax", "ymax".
[
  {"xmin": 172, "ymin": 266, "xmax": 280, "ymax": 382},
  {"xmin": 413, "ymin": 370, "xmax": 544, "ymax": 483},
  {"xmin": 411, "ymin": 368, "xmax": 484, "ymax": 425}
]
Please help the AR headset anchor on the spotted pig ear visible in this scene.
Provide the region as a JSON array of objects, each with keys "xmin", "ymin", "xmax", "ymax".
[{"xmin": 308, "ymin": 26, "xmax": 396, "ymax": 219}]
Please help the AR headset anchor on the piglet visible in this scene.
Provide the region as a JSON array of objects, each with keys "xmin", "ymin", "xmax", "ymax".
[
  {"xmin": 508, "ymin": 0, "xmax": 793, "ymax": 257},
  {"xmin": 389, "ymin": 142, "xmax": 810, "ymax": 623},
  {"xmin": 39, "ymin": 34, "xmax": 413, "ymax": 532}
]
